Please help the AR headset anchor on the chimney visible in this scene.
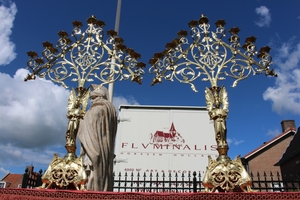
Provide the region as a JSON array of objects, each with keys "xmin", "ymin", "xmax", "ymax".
[{"xmin": 281, "ymin": 120, "xmax": 296, "ymax": 132}]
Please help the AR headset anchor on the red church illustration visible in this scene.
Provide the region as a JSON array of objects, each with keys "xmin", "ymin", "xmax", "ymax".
[{"xmin": 150, "ymin": 123, "xmax": 185, "ymax": 144}]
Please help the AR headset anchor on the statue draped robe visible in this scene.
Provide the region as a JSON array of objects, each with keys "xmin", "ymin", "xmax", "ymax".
[{"xmin": 78, "ymin": 99, "xmax": 117, "ymax": 191}]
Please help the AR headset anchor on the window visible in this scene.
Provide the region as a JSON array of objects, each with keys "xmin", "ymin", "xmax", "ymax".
[{"xmin": 0, "ymin": 181, "xmax": 6, "ymax": 188}]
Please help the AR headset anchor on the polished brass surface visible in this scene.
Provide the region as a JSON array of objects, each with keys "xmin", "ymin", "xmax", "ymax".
[
  {"xmin": 65, "ymin": 88, "xmax": 90, "ymax": 150},
  {"xmin": 205, "ymin": 86, "xmax": 229, "ymax": 149},
  {"xmin": 25, "ymin": 16, "xmax": 145, "ymax": 190},
  {"xmin": 149, "ymin": 14, "xmax": 276, "ymax": 192},
  {"xmin": 202, "ymin": 155, "xmax": 252, "ymax": 192},
  {"xmin": 38, "ymin": 153, "xmax": 87, "ymax": 190}
]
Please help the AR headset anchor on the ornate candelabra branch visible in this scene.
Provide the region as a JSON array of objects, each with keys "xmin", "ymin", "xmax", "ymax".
[
  {"xmin": 24, "ymin": 15, "xmax": 145, "ymax": 190},
  {"xmin": 149, "ymin": 14, "xmax": 277, "ymax": 192}
]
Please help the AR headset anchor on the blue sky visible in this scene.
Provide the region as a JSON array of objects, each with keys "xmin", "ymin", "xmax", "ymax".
[{"xmin": 0, "ymin": 0, "xmax": 300, "ymax": 178}]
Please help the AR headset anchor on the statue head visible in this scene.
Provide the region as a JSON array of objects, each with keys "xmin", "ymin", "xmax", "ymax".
[{"xmin": 90, "ymin": 84, "xmax": 109, "ymax": 101}]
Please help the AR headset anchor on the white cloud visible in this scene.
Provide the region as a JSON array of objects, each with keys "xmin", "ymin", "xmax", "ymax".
[
  {"xmin": 0, "ymin": 143, "xmax": 64, "ymax": 178},
  {"xmin": 0, "ymin": 143, "xmax": 59, "ymax": 166},
  {"xmin": 263, "ymin": 39, "xmax": 300, "ymax": 115},
  {"xmin": 0, "ymin": 69, "xmax": 69, "ymax": 150},
  {"xmin": 113, "ymin": 95, "xmax": 139, "ymax": 112},
  {"xmin": 227, "ymin": 138, "xmax": 244, "ymax": 146},
  {"xmin": 266, "ymin": 129, "xmax": 281, "ymax": 137},
  {"xmin": 0, "ymin": 68, "xmax": 70, "ymax": 177},
  {"xmin": 0, "ymin": 0, "xmax": 17, "ymax": 65},
  {"xmin": 255, "ymin": 6, "xmax": 271, "ymax": 27},
  {"xmin": 263, "ymin": 70, "xmax": 300, "ymax": 114},
  {"xmin": 274, "ymin": 38, "xmax": 300, "ymax": 70}
]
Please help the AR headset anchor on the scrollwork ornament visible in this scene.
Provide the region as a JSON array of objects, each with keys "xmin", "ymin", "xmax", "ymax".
[
  {"xmin": 25, "ymin": 15, "xmax": 145, "ymax": 89},
  {"xmin": 149, "ymin": 14, "xmax": 276, "ymax": 90},
  {"xmin": 149, "ymin": 14, "xmax": 276, "ymax": 192},
  {"xmin": 190, "ymin": 27, "xmax": 201, "ymax": 41},
  {"xmin": 259, "ymin": 54, "xmax": 272, "ymax": 68}
]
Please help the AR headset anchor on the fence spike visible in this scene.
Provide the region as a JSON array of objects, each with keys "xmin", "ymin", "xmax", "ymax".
[
  {"xmin": 276, "ymin": 171, "xmax": 280, "ymax": 177},
  {"xmin": 193, "ymin": 171, "xmax": 197, "ymax": 192}
]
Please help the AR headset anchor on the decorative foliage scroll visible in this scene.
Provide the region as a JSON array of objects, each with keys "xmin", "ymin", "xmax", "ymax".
[
  {"xmin": 149, "ymin": 14, "xmax": 276, "ymax": 92},
  {"xmin": 25, "ymin": 16, "xmax": 145, "ymax": 89}
]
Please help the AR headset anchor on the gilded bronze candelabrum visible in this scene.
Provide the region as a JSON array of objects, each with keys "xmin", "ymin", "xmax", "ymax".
[
  {"xmin": 149, "ymin": 14, "xmax": 277, "ymax": 192},
  {"xmin": 24, "ymin": 16, "xmax": 145, "ymax": 190}
]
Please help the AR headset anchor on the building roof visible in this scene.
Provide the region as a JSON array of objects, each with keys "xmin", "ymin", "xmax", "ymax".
[
  {"xmin": 1, "ymin": 173, "xmax": 23, "ymax": 188},
  {"xmin": 275, "ymin": 126, "xmax": 300, "ymax": 166},
  {"xmin": 243, "ymin": 128, "xmax": 296, "ymax": 160}
]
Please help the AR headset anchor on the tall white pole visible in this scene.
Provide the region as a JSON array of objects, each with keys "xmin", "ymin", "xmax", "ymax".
[{"xmin": 108, "ymin": 0, "xmax": 122, "ymax": 102}]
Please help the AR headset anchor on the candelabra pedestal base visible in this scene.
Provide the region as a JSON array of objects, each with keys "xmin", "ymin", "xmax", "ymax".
[
  {"xmin": 37, "ymin": 146, "xmax": 87, "ymax": 190},
  {"xmin": 202, "ymin": 146, "xmax": 253, "ymax": 192}
]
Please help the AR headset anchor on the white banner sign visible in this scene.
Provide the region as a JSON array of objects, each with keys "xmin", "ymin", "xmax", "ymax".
[{"xmin": 114, "ymin": 105, "xmax": 218, "ymax": 176}]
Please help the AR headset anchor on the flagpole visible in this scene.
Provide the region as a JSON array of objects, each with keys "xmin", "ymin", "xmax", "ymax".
[{"xmin": 108, "ymin": 0, "xmax": 122, "ymax": 102}]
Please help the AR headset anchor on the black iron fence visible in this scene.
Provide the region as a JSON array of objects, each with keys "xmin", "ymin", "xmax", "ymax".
[
  {"xmin": 250, "ymin": 171, "xmax": 300, "ymax": 192},
  {"xmin": 22, "ymin": 170, "xmax": 300, "ymax": 192},
  {"xmin": 113, "ymin": 171, "xmax": 300, "ymax": 192},
  {"xmin": 113, "ymin": 171, "xmax": 200, "ymax": 192}
]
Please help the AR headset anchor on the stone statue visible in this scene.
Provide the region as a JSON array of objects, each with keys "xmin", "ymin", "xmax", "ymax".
[
  {"xmin": 77, "ymin": 85, "xmax": 118, "ymax": 191},
  {"xmin": 205, "ymin": 86, "xmax": 229, "ymax": 148}
]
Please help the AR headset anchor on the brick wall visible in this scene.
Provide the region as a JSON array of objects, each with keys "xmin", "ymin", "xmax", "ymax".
[{"xmin": 247, "ymin": 134, "xmax": 294, "ymax": 177}]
